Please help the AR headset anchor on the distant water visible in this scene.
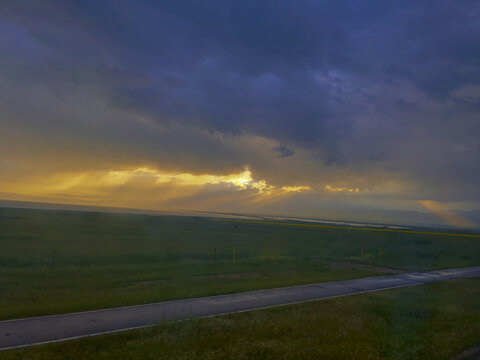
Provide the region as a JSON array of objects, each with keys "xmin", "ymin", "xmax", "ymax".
[{"xmin": 266, "ymin": 216, "xmax": 409, "ymax": 230}]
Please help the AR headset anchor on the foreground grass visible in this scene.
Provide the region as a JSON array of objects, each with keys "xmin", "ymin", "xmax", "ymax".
[
  {"xmin": 1, "ymin": 260, "xmax": 375, "ymax": 320},
  {"xmin": 1, "ymin": 207, "xmax": 479, "ymax": 319},
  {"xmin": 2, "ymin": 278, "xmax": 479, "ymax": 360}
]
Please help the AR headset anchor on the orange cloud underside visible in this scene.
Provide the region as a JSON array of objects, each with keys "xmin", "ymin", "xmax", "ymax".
[
  {"xmin": 0, "ymin": 167, "xmax": 311, "ymax": 208},
  {"xmin": 325, "ymin": 185, "xmax": 360, "ymax": 193}
]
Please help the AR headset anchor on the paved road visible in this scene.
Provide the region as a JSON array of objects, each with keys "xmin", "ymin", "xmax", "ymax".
[{"xmin": 1, "ymin": 266, "xmax": 479, "ymax": 350}]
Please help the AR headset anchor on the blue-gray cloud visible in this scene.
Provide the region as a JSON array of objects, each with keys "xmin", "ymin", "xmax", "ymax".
[{"xmin": 0, "ymin": 0, "xmax": 479, "ymax": 204}]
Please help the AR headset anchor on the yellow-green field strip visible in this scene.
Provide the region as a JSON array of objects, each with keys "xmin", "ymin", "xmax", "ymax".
[{"xmin": 215, "ymin": 219, "xmax": 480, "ymax": 238}]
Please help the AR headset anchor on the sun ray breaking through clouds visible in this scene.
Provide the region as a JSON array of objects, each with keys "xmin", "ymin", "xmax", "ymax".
[{"xmin": 0, "ymin": 0, "xmax": 479, "ymax": 228}]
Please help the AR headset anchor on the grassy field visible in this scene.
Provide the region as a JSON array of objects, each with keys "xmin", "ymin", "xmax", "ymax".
[
  {"xmin": 1, "ymin": 207, "xmax": 479, "ymax": 320},
  {"xmin": 1, "ymin": 278, "xmax": 479, "ymax": 360}
]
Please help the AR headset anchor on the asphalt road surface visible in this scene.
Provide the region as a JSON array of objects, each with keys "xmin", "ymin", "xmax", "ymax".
[{"xmin": 1, "ymin": 266, "xmax": 479, "ymax": 350}]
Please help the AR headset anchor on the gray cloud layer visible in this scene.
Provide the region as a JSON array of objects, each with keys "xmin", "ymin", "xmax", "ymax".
[{"xmin": 0, "ymin": 0, "xmax": 479, "ymax": 211}]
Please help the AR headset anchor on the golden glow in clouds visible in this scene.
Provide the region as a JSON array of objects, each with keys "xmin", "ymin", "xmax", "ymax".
[
  {"xmin": 0, "ymin": 167, "xmax": 311, "ymax": 208},
  {"xmin": 325, "ymin": 185, "xmax": 360, "ymax": 193}
]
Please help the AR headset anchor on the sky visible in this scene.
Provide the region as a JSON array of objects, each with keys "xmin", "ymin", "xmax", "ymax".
[{"xmin": 0, "ymin": 1, "xmax": 479, "ymax": 227}]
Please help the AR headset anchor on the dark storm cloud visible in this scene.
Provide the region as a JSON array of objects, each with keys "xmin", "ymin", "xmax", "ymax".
[
  {"xmin": 273, "ymin": 145, "xmax": 294, "ymax": 158},
  {"xmin": 0, "ymin": 0, "xmax": 479, "ymax": 203}
]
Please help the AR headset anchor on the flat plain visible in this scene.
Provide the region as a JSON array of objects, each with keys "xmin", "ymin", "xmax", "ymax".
[{"xmin": 1, "ymin": 206, "xmax": 479, "ymax": 321}]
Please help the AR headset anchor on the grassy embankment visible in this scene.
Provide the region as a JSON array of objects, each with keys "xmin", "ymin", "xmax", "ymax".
[
  {"xmin": 1, "ymin": 278, "xmax": 479, "ymax": 360},
  {"xmin": 1, "ymin": 207, "xmax": 479, "ymax": 319}
]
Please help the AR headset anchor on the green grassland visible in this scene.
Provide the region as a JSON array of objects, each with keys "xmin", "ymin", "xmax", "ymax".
[
  {"xmin": 0, "ymin": 207, "xmax": 479, "ymax": 320},
  {"xmin": 2, "ymin": 278, "xmax": 479, "ymax": 360}
]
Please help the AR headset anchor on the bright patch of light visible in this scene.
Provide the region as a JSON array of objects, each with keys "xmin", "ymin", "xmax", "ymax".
[
  {"xmin": 325, "ymin": 185, "xmax": 360, "ymax": 193},
  {"xmin": 281, "ymin": 186, "xmax": 311, "ymax": 192},
  {"xmin": 1, "ymin": 167, "xmax": 311, "ymax": 205}
]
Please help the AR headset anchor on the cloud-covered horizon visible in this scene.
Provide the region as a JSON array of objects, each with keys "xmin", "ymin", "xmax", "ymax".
[{"xmin": 1, "ymin": 1, "xmax": 479, "ymax": 226}]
